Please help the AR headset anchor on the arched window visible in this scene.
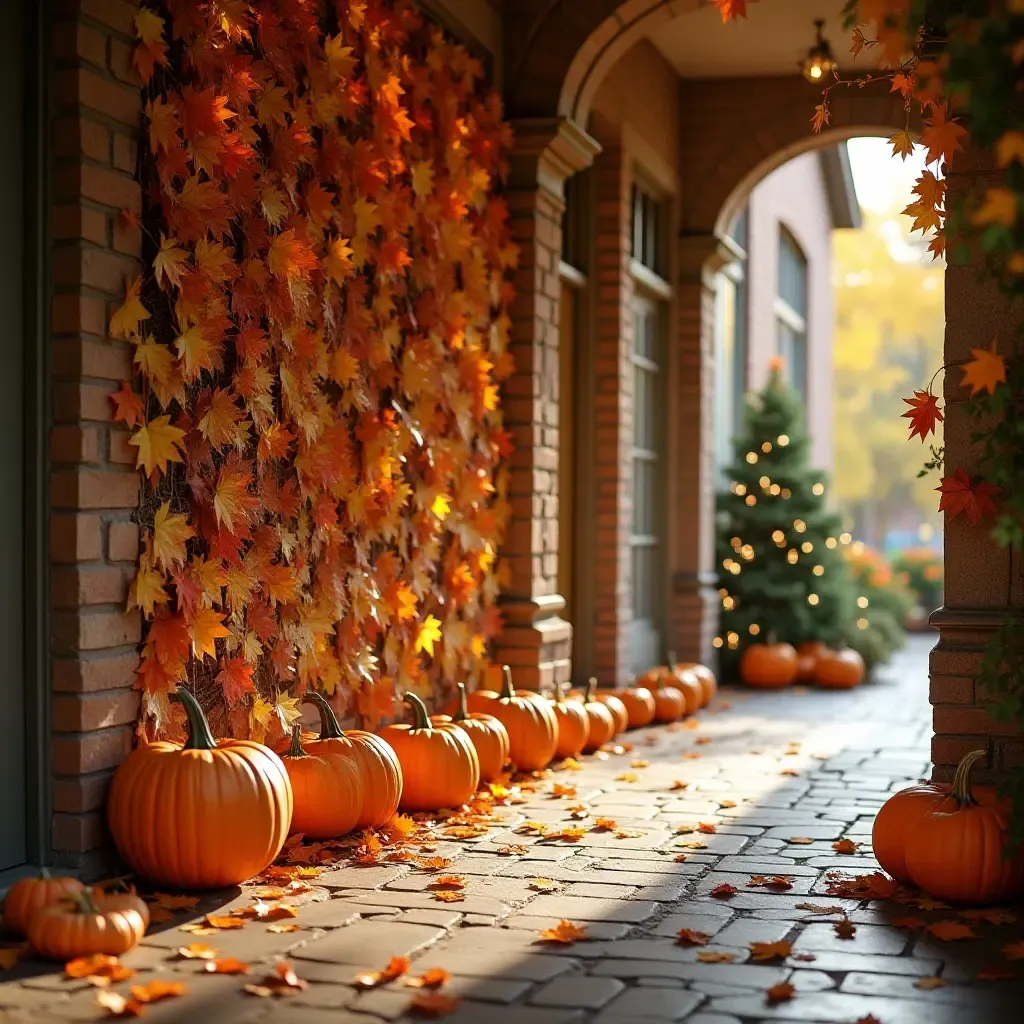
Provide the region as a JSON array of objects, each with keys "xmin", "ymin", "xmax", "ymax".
[{"xmin": 776, "ymin": 227, "xmax": 808, "ymax": 402}]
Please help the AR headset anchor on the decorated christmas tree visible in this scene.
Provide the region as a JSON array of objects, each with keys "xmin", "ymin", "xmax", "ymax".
[{"xmin": 715, "ymin": 362, "xmax": 855, "ymax": 675}]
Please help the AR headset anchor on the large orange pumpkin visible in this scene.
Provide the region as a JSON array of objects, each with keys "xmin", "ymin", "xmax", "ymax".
[
  {"xmin": 673, "ymin": 660, "xmax": 718, "ymax": 707},
  {"xmin": 872, "ymin": 777, "xmax": 952, "ymax": 883},
  {"xmin": 28, "ymin": 888, "xmax": 148, "ymax": 960},
  {"xmin": 301, "ymin": 692, "xmax": 403, "ymax": 829},
  {"xmin": 795, "ymin": 641, "xmax": 828, "ymax": 683},
  {"xmin": 106, "ymin": 688, "xmax": 292, "ymax": 889},
  {"xmin": 659, "ymin": 656, "xmax": 703, "ymax": 715},
  {"xmin": 549, "ymin": 685, "xmax": 590, "ymax": 759},
  {"xmin": 433, "ymin": 683, "xmax": 510, "ymax": 782},
  {"xmin": 814, "ymin": 648, "xmax": 865, "ymax": 689},
  {"xmin": 3, "ymin": 870, "xmax": 84, "ymax": 937},
  {"xmin": 577, "ymin": 679, "xmax": 616, "ymax": 752},
  {"xmin": 280, "ymin": 727, "xmax": 363, "ymax": 839},
  {"xmin": 477, "ymin": 666, "xmax": 558, "ymax": 771},
  {"xmin": 618, "ymin": 686, "xmax": 656, "ymax": 728},
  {"xmin": 652, "ymin": 682, "xmax": 687, "ymax": 723},
  {"xmin": 739, "ymin": 643, "xmax": 798, "ymax": 689},
  {"xmin": 379, "ymin": 693, "xmax": 480, "ymax": 811},
  {"xmin": 904, "ymin": 750, "xmax": 1024, "ymax": 904}
]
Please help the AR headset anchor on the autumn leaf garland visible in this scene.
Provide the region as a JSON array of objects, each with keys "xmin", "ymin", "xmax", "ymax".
[{"xmin": 117, "ymin": 0, "xmax": 515, "ymax": 741}]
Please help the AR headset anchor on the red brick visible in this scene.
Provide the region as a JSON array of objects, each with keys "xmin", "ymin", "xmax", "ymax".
[
  {"xmin": 54, "ymin": 68, "xmax": 141, "ymax": 127},
  {"xmin": 53, "ymin": 772, "xmax": 112, "ymax": 814},
  {"xmin": 933, "ymin": 706, "xmax": 1019, "ymax": 738},
  {"xmin": 112, "ymin": 215, "xmax": 142, "ymax": 256},
  {"xmin": 929, "ymin": 675, "xmax": 974, "ymax": 705},
  {"xmin": 52, "ymin": 608, "xmax": 141, "ymax": 652},
  {"xmin": 52, "ymin": 204, "xmax": 107, "ymax": 245},
  {"xmin": 51, "ymin": 294, "xmax": 108, "ymax": 337},
  {"xmin": 52, "ymin": 22, "xmax": 106, "ymax": 67},
  {"xmin": 80, "ymin": 0, "xmax": 137, "ymax": 36},
  {"xmin": 54, "ymin": 163, "xmax": 140, "ymax": 212},
  {"xmin": 53, "ymin": 688, "xmax": 139, "ymax": 732},
  {"xmin": 51, "ymin": 468, "xmax": 140, "ymax": 509},
  {"xmin": 51, "ymin": 811, "xmax": 106, "ymax": 853},
  {"xmin": 108, "ymin": 520, "xmax": 139, "ymax": 561},
  {"xmin": 52, "ymin": 246, "xmax": 139, "ymax": 296},
  {"xmin": 53, "ymin": 651, "xmax": 139, "ymax": 693},
  {"xmin": 112, "ymin": 132, "xmax": 136, "ymax": 174},
  {"xmin": 51, "ymin": 513, "xmax": 103, "ymax": 563},
  {"xmin": 53, "ymin": 337, "xmax": 133, "ymax": 379},
  {"xmin": 52, "ymin": 380, "xmax": 119, "ymax": 422},
  {"xmin": 931, "ymin": 735, "xmax": 990, "ymax": 770},
  {"xmin": 51, "ymin": 565, "xmax": 127, "ymax": 608},
  {"xmin": 52, "ymin": 725, "xmax": 133, "ymax": 775},
  {"xmin": 50, "ymin": 424, "xmax": 102, "ymax": 464},
  {"xmin": 108, "ymin": 429, "xmax": 134, "ymax": 465},
  {"xmin": 108, "ymin": 39, "xmax": 140, "ymax": 86},
  {"xmin": 52, "ymin": 117, "xmax": 109, "ymax": 163}
]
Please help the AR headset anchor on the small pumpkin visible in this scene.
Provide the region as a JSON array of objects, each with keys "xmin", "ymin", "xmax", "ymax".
[
  {"xmin": 106, "ymin": 688, "xmax": 292, "ymax": 889},
  {"xmin": 301, "ymin": 692, "xmax": 403, "ymax": 829},
  {"xmin": 594, "ymin": 690, "xmax": 629, "ymax": 735},
  {"xmin": 2, "ymin": 869, "xmax": 85, "ymax": 937},
  {"xmin": 578, "ymin": 679, "xmax": 616, "ymax": 752},
  {"xmin": 795, "ymin": 640, "xmax": 828, "ymax": 683},
  {"xmin": 478, "ymin": 666, "xmax": 558, "ymax": 771},
  {"xmin": 904, "ymin": 750, "xmax": 1024, "ymax": 904},
  {"xmin": 28, "ymin": 888, "xmax": 148, "ymax": 960},
  {"xmin": 739, "ymin": 642, "xmax": 798, "ymax": 689},
  {"xmin": 814, "ymin": 648, "xmax": 865, "ymax": 689},
  {"xmin": 672, "ymin": 658, "xmax": 718, "ymax": 707},
  {"xmin": 660, "ymin": 653, "xmax": 703, "ymax": 715},
  {"xmin": 433, "ymin": 683, "xmax": 510, "ymax": 782},
  {"xmin": 548, "ymin": 684, "xmax": 590, "ymax": 759},
  {"xmin": 872, "ymin": 778, "xmax": 952, "ymax": 884},
  {"xmin": 652, "ymin": 678, "xmax": 687, "ymax": 723},
  {"xmin": 280, "ymin": 726, "xmax": 363, "ymax": 839},
  {"xmin": 378, "ymin": 693, "xmax": 480, "ymax": 811},
  {"xmin": 618, "ymin": 685, "xmax": 656, "ymax": 728}
]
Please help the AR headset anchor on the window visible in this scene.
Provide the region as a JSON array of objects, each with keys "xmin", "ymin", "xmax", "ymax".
[
  {"xmin": 776, "ymin": 228, "xmax": 808, "ymax": 402},
  {"xmin": 714, "ymin": 208, "xmax": 749, "ymax": 481},
  {"xmin": 632, "ymin": 183, "xmax": 666, "ymax": 277}
]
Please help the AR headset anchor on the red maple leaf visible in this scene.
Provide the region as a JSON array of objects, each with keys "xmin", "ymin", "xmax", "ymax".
[
  {"xmin": 216, "ymin": 656, "xmax": 256, "ymax": 705},
  {"xmin": 712, "ymin": 0, "xmax": 758, "ymax": 21},
  {"xmin": 901, "ymin": 390, "xmax": 943, "ymax": 442},
  {"xmin": 110, "ymin": 381, "xmax": 146, "ymax": 429},
  {"xmin": 936, "ymin": 467, "xmax": 1000, "ymax": 525}
]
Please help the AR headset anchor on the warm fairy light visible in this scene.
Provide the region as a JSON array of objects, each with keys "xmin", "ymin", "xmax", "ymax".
[
  {"xmin": 840, "ymin": 532, "xmax": 852, "ymax": 544},
  {"xmin": 813, "ymin": 565, "xmax": 824, "ymax": 576},
  {"xmin": 801, "ymin": 541, "xmax": 813, "ymax": 553},
  {"xmin": 778, "ymin": 434, "xmax": 790, "ymax": 446},
  {"xmin": 723, "ymin": 596, "xmax": 736, "ymax": 610},
  {"xmin": 772, "ymin": 529, "xmax": 785, "ymax": 544},
  {"xmin": 812, "ymin": 482, "xmax": 824, "ymax": 496},
  {"xmin": 857, "ymin": 596, "xmax": 869, "ymax": 608},
  {"xmin": 781, "ymin": 488, "xmax": 791, "ymax": 498},
  {"xmin": 735, "ymin": 483, "xmax": 747, "ymax": 496},
  {"xmin": 793, "ymin": 519, "xmax": 806, "ymax": 532},
  {"xmin": 745, "ymin": 495, "xmax": 757, "ymax": 506},
  {"xmin": 807, "ymin": 593, "xmax": 819, "ymax": 606},
  {"xmin": 857, "ymin": 617, "xmax": 869, "ymax": 629},
  {"xmin": 731, "ymin": 536, "xmax": 742, "ymax": 549},
  {"xmin": 770, "ymin": 484, "xmax": 781, "ymax": 495},
  {"xmin": 749, "ymin": 623, "xmax": 760, "ymax": 635},
  {"xmin": 723, "ymin": 558, "xmax": 734, "ymax": 569},
  {"xmin": 730, "ymin": 563, "xmax": 741, "ymax": 575},
  {"xmin": 727, "ymin": 631, "xmax": 739, "ymax": 644},
  {"xmin": 718, "ymin": 587, "xmax": 729, "ymax": 597},
  {"xmin": 787, "ymin": 549, "xmax": 798, "ymax": 564},
  {"xmin": 761, "ymin": 441, "xmax": 773, "ymax": 453},
  {"xmin": 713, "ymin": 636, "xmax": 724, "ymax": 648},
  {"xmin": 759, "ymin": 475, "xmax": 771, "ymax": 488},
  {"xmin": 746, "ymin": 452, "xmax": 758, "ymax": 464},
  {"xmin": 852, "ymin": 541, "xmax": 865, "ymax": 556},
  {"xmin": 825, "ymin": 537, "xmax": 838, "ymax": 549},
  {"xmin": 740, "ymin": 544, "xmax": 754, "ymax": 560}
]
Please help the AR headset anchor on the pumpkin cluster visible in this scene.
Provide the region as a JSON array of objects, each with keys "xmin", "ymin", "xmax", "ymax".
[
  {"xmin": 738, "ymin": 641, "xmax": 865, "ymax": 690},
  {"xmin": 119, "ymin": 0, "xmax": 515, "ymax": 746}
]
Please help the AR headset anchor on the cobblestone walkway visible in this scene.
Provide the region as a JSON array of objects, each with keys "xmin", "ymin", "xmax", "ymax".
[{"xmin": 4, "ymin": 634, "xmax": 1024, "ymax": 1023}]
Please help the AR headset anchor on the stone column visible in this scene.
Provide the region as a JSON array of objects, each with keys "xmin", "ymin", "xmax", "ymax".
[
  {"xmin": 929, "ymin": 145, "xmax": 1021, "ymax": 783},
  {"xmin": 494, "ymin": 117, "xmax": 600, "ymax": 691},
  {"xmin": 667, "ymin": 233, "xmax": 742, "ymax": 668}
]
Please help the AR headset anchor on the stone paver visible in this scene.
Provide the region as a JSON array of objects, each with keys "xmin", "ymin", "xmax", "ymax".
[{"xmin": 5, "ymin": 637, "xmax": 1024, "ymax": 1024}]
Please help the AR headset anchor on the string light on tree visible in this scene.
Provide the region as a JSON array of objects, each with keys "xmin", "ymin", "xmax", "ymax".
[
  {"xmin": 857, "ymin": 617, "xmax": 869, "ymax": 629},
  {"xmin": 794, "ymin": 520, "xmax": 807, "ymax": 533},
  {"xmin": 813, "ymin": 565, "xmax": 825, "ymax": 576},
  {"xmin": 808, "ymin": 593, "xmax": 820, "ymax": 606},
  {"xmin": 787, "ymin": 549, "xmax": 799, "ymax": 564},
  {"xmin": 746, "ymin": 452, "xmax": 758, "ymax": 464},
  {"xmin": 840, "ymin": 532, "xmax": 852, "ymax": 544},
  {"xmin": 778, "ymin": 434, "xmax": 790, "ymax": 446},
  {"xmin": 745, "ymin": 495, "xmax": 757, "ymax": 506},
  {"xmin": 770, "ymin": 484, "xmax": 781, "ymax": 495},
  {"xmin": 749, "ymin": 623, "xmax": 761, "ymax": 635},
  {"xmin": 781, "ymin": 488, "xmax": 792, "ymax": 498},
  {"xmin": 825, "ymin": 537, "xmax": 838, "ymax": 549},
  {"xmin": 772, "ymin": 529, "xmax": 786, "ymax": 545},
  {"xmin": 812, "ymin": 482, "xmax": 825, "ymax": 496},
  {"xmin": 761, "ymin": 441, "xmax": 773, "ymax": 453},
  {"xmin": 857, "ymin": 596, "xmax": 869, "ymax": 608},
  {"xmin": 801, "ymin": 541, "xmax": 814, "ymax": 553},
  {"xmin": 713, "ymin": 636, "xmax": 724, "ymax": 649}
]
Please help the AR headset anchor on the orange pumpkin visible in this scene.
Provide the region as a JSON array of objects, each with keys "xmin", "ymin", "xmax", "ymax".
[
  {"xmin": 904, "ymin": 750, "xmax": 1024, "ymax": 904},
  {"xmin": 106, "ymin": 688, "xmax": 292, "ymax": 889},
  {"xmin": 652, "ymin": 682, "xmax": 687, "ymax": 723},
  {"xmin": 549, "ymin": 685, "xmax": 590, "ymax": 759},
  {"xmin": 3, "ymin": 870, "xmax": 84, "ymax": 937},
  {"xmin": 659, "ymin": 655, "xmax": 703, "ymax": 715},
  {"xmin": 578, "ymin": 679, "xmax": 616, "ymax": 752},
  {"xmin": 872, "ymin": 778, "xmax": 952, "ymax": 884},
  {"xmin": 739, "ymin": 643, "xmax": 798, "ymax": 689},
  {"xmin": 795, "ymin": 641, "xmax": 828, "ymax": 683},
  {"xmin": 433, "ymin": 682, "xmax": 510, "ymax": 782},
  {"xmin": 618, "ymin": 685, "xmax": 656, "ymax": 728},
  {"xmin": 673, "ymin": 660, "xmax": 718, "ymax": 707},
  {"xmin": 280, "ymin": 726, "xmax": 363, "ymax": 839},
  {"xmin": 379, "ymin": 693, "xmax": 480, "ymax": 811},
  {"xmin": 814, "ymin": 648, "xmax": 865, "ymax": 689},
  {"xmin": 478, "ymin": 666, "xmax": 558, "ymax": 772},
  {"xmin": 302, "ymin": 692, "xmax": 403, "ymax": 829},
  {"xmin": 594, "ymin": 690, "xmax": 629, "ymax": 735},
  {"xmin": 27, "ymin": 888, "xmax": 148, "ymax": 960}
]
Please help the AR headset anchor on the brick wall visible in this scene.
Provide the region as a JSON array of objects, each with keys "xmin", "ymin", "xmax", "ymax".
[{"xmin": 48, "ymin": 0, "xmax": 143, "ymax": 873}]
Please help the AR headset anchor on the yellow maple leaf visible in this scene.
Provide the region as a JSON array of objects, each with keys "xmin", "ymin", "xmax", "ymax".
[
  {"xmin": 129, "ymin": 415, "xmax": 185, "ymax": 477},
  {"xmin": 960, "ymin": 340, "xmax": 1007, "ymax": 396},
  {"xmin": 411, "ymin": 161, "xmax": 434, "ymax": 198},
  {"xmin": 133, "ymin": 338, "xmax": 174, "ymax": 385},
  {"xmin": 415, "ymin": 614, "xmax": 442, "ymax": 657},
  {"xmin": 129, "ymin": 557, "xmax": 169, "ymax": 618},
  {"xmin": 971, "ymin": 187, "xmax": 1018, "ymax": 228},
  {"xmin": 152, "ymin": 501, "xmax": 194, "ymax": 570},
  {"xmin": 175, "ymin": 326, "xmax": 215, "ymax": 383},
  {"xmin": 188, "ymin": 607, "xmax": 231, "ymax": 660},
  {"xmin": 249, "ymin": 696, "xmax": 273, "ymax": 743},
  {"xmin": 325, "ymin": 237, "xmax": 355, "ymax": 284},
  {"xmin": 274, "ymin": 696, "xmax": 303, "ymax": 733},
  {"xmin": 888, "ymin": 129, "xmax": 915, "ymax": 161},
  {"xmin": 109, "ymin": 277, "xmax": 150, "ymax": 339},
  {"xmin": 153, "ymin": 235, "xmax": 189, "ymax": 289},
  {"xmin": 996, "ymin": 130, "xmax": 1024, "ymax": 168}
]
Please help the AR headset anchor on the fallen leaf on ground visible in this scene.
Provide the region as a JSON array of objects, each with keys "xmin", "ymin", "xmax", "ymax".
[
  {"xmin": 202, "ymin": 915, "xmax": 247, "ymax": 930},
  {"xmin": 130, "ymin": 980, "xmax": 187, "ymax": 1003},
  {"xmin": 550, "ymin": 827, "xmax": 588, "ymax": 842},
  {"xmin": 825, "ymin": 872, "xmax": 899, "ymax": 900},
  {"xmin": 496, "ymin": 845, "xmax": 527, "ymax": 856},
  {"xmin": 780, "ymin": 768, "xmax": 800, "ymax": 777},
  {"xmin": 417, "ymin": 857, "xmax": 455, "ymax": 871},
  {"xmin": 682, "ymin": 752, "xmax": 703, "ymax": 760},
  {"xmin": 529, "ymin": 878, "xmax": 559, "ymax": 891},
  {"xmin": 176, "ymin": 943, "xmax": 217, "ymax": 960},
  {"xmin": 834, "ymin": 917, "xmax": 857, "ymax": 939},
  {"xmin": 750, "ymin": 940, "xmax": 792, "ymax": 961},
  {"xmin": 95, "ymin": 989, "xmax": 143, "ymax": 1018},
  {"xmin": 568, "ymin": 804, "xmax": 589, "ymax": 819},
  {"xmin": 697, "ymin": 823, "xmax": 717, "ymax": 834},
  {"xmin": 204, "ymin": 958, "xmax": 249, "ymax": 974},
  {"xmin": 697, "ymin": 951, "xmax": 736, "ymax": 963},
  {"xmin": 927, "ymin": 921, "xmax": 976, "ymax": 941},
  {"xmin": 710, "ymin": 883, "xmax": 737, "ymax": 898},
  {"xmin": 550, "ymin": 784, "xmax": 577, "ymax": 798},
  {"xmin": 630, "ymin": 759, "xmax": 649, "ymax": 768},
  {"xmin": 795, "ymin": 903, "xmax": 846, "ymax": 915},
  {"xmin": 675, "ymin": 825, "xmax": 695, "ymax": 834},
  {"xmin": 977, "ymin": 966, "xmax": 1017, "ymax": 980},
  {"xmin": 962, "ymin": 908, "xmax": 1017, "ymax": 925},
  {"xmin": 444, "ymin": 826, "xmax": 488, "ymax": 839},
  {"xmin": 718, "ymin": 799, "xmax": 737, "ymax": 809},
  {"xmin": 892, "ymin": 917, "xmax": 926, "ymax": 929},
  {"xmin": 592, "ymin": 818, "xmax": 618, "ymax": 831},
  {"xmin": 766, "ymin": 981, "xmax": 795, "ymax": 1005},
  {"xmin": 427, "ymin": 875, "xmax": 466, "ymax": 890},
  {"xmin": 855, "ymin": 1016, "xmax": 882, "ymax": 1024},
  {"xmin": 433, "ymin": 891, "xmax": 465, "ymax": 903},
  {"xmin": 911, "ymin": 895, "xmax": 950, "ymax": 911},
  {"xmin": 555, "ymin": 757, "xmax": 582, "ymax": 771},
  {"xmin": 518, "ymin": 821, "xmax": 548, "ymax": 835},
  {"xmin": 615, "ymin": 773, "xmax": 639, "ymax": 783},
  {"xmin": 788, "ymin": 837, "xmax": 815, "ymax": 845},
  {"xmin": 267, "ymin": 922, "xmax": 302, "ymax": 933},
  {"xmin": 675, "ymin": 929, "xmax": 709, "ymax": 946},
  {"xmin": 354, "ymin": 956, "xmax": 411, "ymax": 988},
  {"xmin": 537, "ymin": 920, "xmax": 588, "ymax": 944},
  {"xmin": 695, "ymin": 736, "xmax": 712, "ymax": 745},
  {"xmin": 1002, "ymin": 940, "xmax": 1024, "ymax": 959},
  {"xmin": 673, "ymin": 854, "xmax": 688, "ymax": 862},
  {"xmin": 680, "ymin": 840, "xmax": 707, "ymax": 849},
  {"xmin": 406, "ymin": 968, "xmax": 451, "ymax": 988},
  {"xmin": 671, "ymin": 780, "xmax": 690, "ymax": 790},
  {"xmin": 408, "ymin": 992, "xmax": 461, "ymax": 1017},
  {"xmin": 149, "ymin": 893, "xmax": 199, "ymax": 912},
  {"xmin": 615, "ymin": 829, "xmax": 645, "ymax": 839},
  {"xmin": 832, "ymin": 839, "xmax": 858, "ymax": 854},
  {"xmin": 914, "ymin": 976, "xmax": 946, "ymax": 990},
  {"xmin": 66, "ymin": 955, "xmax": 125, "ymax": 978}
]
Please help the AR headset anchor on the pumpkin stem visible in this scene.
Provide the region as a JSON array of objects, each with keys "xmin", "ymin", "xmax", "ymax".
[
  {"xmin": 173, "ymin": 688, "xmax": 217, "ymax": 752},
  {"xmin": 304, "ymin": 691, "xmax": 345, "ymax": 740},
  {"xmin": 452, "ymin": 682, "xmax": 468, "ymax": 722},
  {"xmin": 500, "ymin": 664, "xmax": 515, "ymax": 700},
  {"xmin": 404, "ymin": 691, "xmax": 432, "ymax": 730},
  {"xmin": 667, "ymin": 650, "xmax": 677, "ymax": 667},
  {"xmin": 951, "ymin": 749, "xmax": 987, "ymax": 806},
  {"xmin": 552, "ymin": 683, "xmax": 565, "ymax": 705},
  {"xmin": 63, "ymin": 887, "xmax": 99, "ymax": 915},
  {"xmin": 585, "ymin": 677, "xmax": 598, "ymax": 703},
  {"xmin": 286, "ymin": 724, "xmax": 308, "ymax": 759}
]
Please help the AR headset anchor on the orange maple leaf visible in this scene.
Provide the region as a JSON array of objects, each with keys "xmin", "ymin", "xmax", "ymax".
[
  {"xmin": 750, "ymin": 940, "xmax": 792, "ymax": 961},
  {"xmin": 697, "ymin": 951, "xmax": 736, "ymax": 963},
  {"xmin": 109, "ymin": 277, "xmax": 150, "ymax": 339},
  {"xmin": 960, "ymin": 341, "xmax": 1007, "ymax": 396},
  {"xmin": 712, "ymin": 0, "xmax": 758, "ymax": 21},
  {"xmin": 921, "ymin": 106, "xmax": 967, "ymax": 167},
  {"xmin": 109, "ymin": 381, "xmax": 145, "ymax": 429},
  {"xmin": 187, "ymin": 608, "xmax": 231, "ymax": 660},
  {"xmin": 217, "ymin": 656, "xmax": 256, "ymax": 704},
  {"xmin": 408, "ymin": 992, "xmax": 461, "ymax": 1017},
  {"xmin": 710, "ymin": 883, "xmax": 737, "ymax": 898},
  {"xmin": 766, "ymin": 981, "xmax": 795, "ymax": 1005},
  {"xmin": 129, "ymin": 415, "xmax": 185, "ymax": 478},
  {"xmin": 268, "ymin": 229, "xmax": 318, "ymax": 281},
  {"xmin": 204, "ymin": 958, "xmax": 249, "ymax": 975},
  {"xmin": 405, "ymin": 968, "xmax": 451, "ymax": 989},
  {"xmin": 927, "ymin": 920, "xmax": 976, "ymax": 941},
  {"xmin": 151, "ymin": 502, "xmax": 194, "ymax": 570},
  {"xmin": 675, "ymin": 929, "xmax": 709, "ymax": 946},
  {"xmin": 537, "ymin": 920, "xmax": 588, "ymax": 944}
]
